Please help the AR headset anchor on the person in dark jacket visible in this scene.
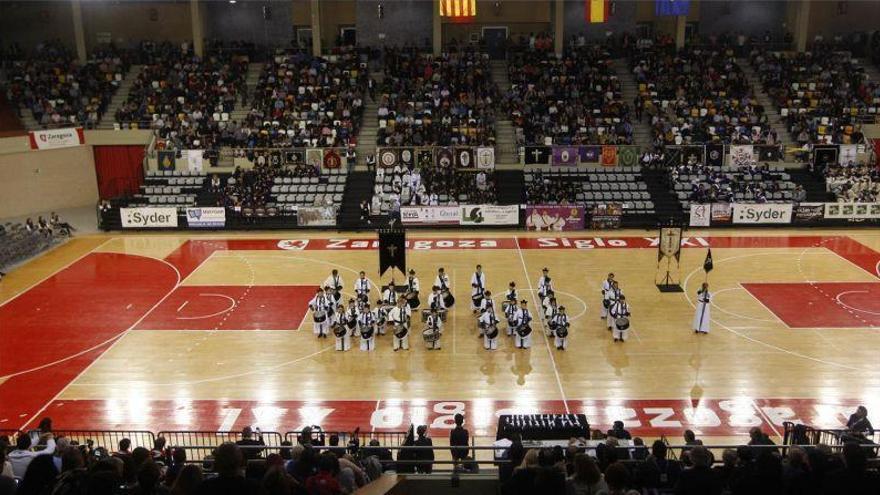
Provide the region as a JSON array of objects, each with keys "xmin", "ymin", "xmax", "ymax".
[
  {"xmin": 822, "ymin": 442, "xmax": 880, "ymax": 495},
  {"xmin": 449, "ymin": 414, "xmax": 470, "ymax": 462},
  {"xmin": 674, "ymin": 446, "xmax": 721, "ymax": 495},
  {"xmin": 194, "ymin": 443, "xmax": 261, "ymax": 495},
  {"xmin": 414, "ymin": 425, "xmax": 434, "ymax": 474}
]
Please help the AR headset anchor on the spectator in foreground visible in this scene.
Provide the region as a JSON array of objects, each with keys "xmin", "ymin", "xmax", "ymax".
[
  {"xmin": 846, "ymin": 405, "xmax": 874, "ymax": 436},
  {"xmin": 170, "ymin": 464, "xmax": 203, "ymax": 495},
  {"xmin": 195, "ymin": 443, "xmax": 260, "ymax": 495},
  {"xmin": 603, "ymin": 461, "xmax": 639, "ymax": 495},
  {"xmin": 305, "ymin": 452, "xmax": 343, "ymax": 495},
  {"xmin": 236, "ymin": 426, "xmax": 266, "ymax": 460},
  {"xmin": 565, "ymin": 453, "xmax": 608, "ymax": 495},
  {"xmin": 414, "ymin": 425, "xmax": 434, "ymax": 474},
  {"xmin": 8, "ymin": 433, "xmax": 56, "ymax": 478},
  {"xmin": 606, "ymin": 421, "xmax": 632, "ymax": 440},
  {"xmin": 674, "ymin": 445, "xmax": 721, "ymax": 495},
  {"xmin": 450, "ymin": 413, "xmax": 470, "ymax": 463}
]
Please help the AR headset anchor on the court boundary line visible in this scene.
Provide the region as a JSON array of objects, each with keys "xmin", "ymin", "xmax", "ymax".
[
  {"xmin": 514, "ymin": 236, "xmax": 570, "ymax": 414},
  {"xmin": 0, "ymin": 237, "xmax": 115, "ymax": 309},
  {"xmin": 750, "ymin": 399, "xmax": 783, "ymax": 439},
  {"xmin": 15, "ymin": 251, "xmax": 184, "ymax": 431}
]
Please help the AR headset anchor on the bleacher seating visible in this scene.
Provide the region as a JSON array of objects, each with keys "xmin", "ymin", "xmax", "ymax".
[
  {"xmin": 270, "ymin": 168, "xmax": 347, "ymax": 211},
  {"xmin": 750, "ymin": 45, "xmax": 878, "ymax": 144},
  {"xmin": 0, "ymin": 222, "xmax": 56, "ymax": 271},
  {"xmin": 128, "ymin": 170, "xmax": 206, "ymax": 210},
  {"xmin": 377, "ymin": 47, "xmax": 498, "ymax": 146},
  {"xmin": 672, "ymin": 164, "xmax": 796, "ymax": 210},
  {"xmin": 632, "ymin": 46, "xmax": 771, "ymax": 145},
  {"xmin": 524, "ymin": 167, "xmax": 655, "ymax": 215},
  {"xmin": 507, "ymin": 45, "xmax": 632, "ymax": 146}
]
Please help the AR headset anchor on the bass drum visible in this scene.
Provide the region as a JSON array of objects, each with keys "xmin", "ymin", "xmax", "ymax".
[
  {"xmin": 516, "ymin": 324, "xmax": 532, "ymax": 338},
  {"xmin": 615, "ymin": 317, "xmax": 630, "ymax": 330},
  {"xmin": 442, "ymin": 290, "xmax": 455, "ymax": 308},
  {"xmin": 484, "ymin": 324, "xmax": 499, "ymax": 340}
]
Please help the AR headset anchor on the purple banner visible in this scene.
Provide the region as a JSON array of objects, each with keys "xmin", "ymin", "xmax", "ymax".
[
  {"xmin": 525, "ymin": 205, "xmax": 585, "ymax": 231},
  {"xmin": 579, "ymin": 146, "xmax": 601, "ymax": 163},
  {"xmin": 552, "ymin": 146, "xmax": 578, "ymax": 166}
]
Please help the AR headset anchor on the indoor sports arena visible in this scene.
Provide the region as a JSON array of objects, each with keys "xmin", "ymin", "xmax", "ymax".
[{"xmin": 1, "ymin": 1, "xmax": 880, "ymax": 493}]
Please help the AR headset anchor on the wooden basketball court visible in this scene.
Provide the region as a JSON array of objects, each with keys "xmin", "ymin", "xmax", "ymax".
[{"xmin": 2, "ymin": 229, "xmax": 880, "ymax": 448}]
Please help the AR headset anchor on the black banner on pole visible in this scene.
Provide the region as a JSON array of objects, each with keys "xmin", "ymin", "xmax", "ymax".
[{"xmin": 378, "ymin": 229, "xmax": 406, "ymax": 277}]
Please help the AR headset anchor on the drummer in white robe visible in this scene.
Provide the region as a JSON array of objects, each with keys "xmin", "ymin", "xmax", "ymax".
[
  {"xmin": 600, "ymin": 273, "xmax": 615, "ymax": 319},
  {"xmin": 537, "ymin": 268, "xmax": 553, "ymax": 303},
  {"xmin": 470, "ymin": 265, "xmax": 487, "ymax": 313},
  {"xmin": 354, "ymin": 271, "xmax": 372, "ymax": 304},
  {"xmin": 513, "ymin": 300, "xmax": 533, "ymax": 349},
  {"xmin": 423, "ymin": 307, "xmax": 443, "ymax": 350},
  {"xmin": 331, "ymin": 304, "xmax": 350, "ymax": 351},
  {"xmin": 480, "ymin": 305, "xmax": 500, "ymax": 350},
  {"xmin": 358, "ymin": 302, "xmax": 376, "ymax": 351},
  {"xmin": 692, "ymin": 282, "xmax": 711, "ymax": 334},
  {"xmin": 308, "ymin": 287, "xmax": 333, "ymax": 337},
  {"xmin": 610, "ymin": 295, "xmax": 632, "ymax": 343},
  {"xmin": 551, "ymin": 306, "xmax": 571, "ymax": 350},
  {"xmin": 605, "ymin": 281, "xmax": 623, "ymax": 330},
  {"xmin": 323, "ymin": 270, "xmax": 344, "ymax": 303}
]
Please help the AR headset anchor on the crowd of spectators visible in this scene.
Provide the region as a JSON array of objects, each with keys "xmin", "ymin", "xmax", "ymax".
[
  {"xmin": 377, "ymin": 46, "xmax": 498, "ymax": 146},
  {"xmin": 507, "ymin": 43, "xmax": 632, "ymax": 146},
  {"xmin": 116, "ymin": 42, "xmax": 248, "ymax": 156},
  {"xmin": 5, "ymin": 40, "xmax": 130, "ymax": 128},
  {"xmin": 525, "ymin": 169, "xmax": 578, "ymax": 205},
  {"xmin": 217, "ymin": 152, "xmax": 319, "ymax": 209},
  {"xmin": 671, "ymin": 156, "xmax": 790, "ymax": 204},
  {"xmin": 242, "ymin": 46, "xmax": 367, "ymax": 150},
  {"xmin": 823, "ymin": 161, "xmax": 880, "ymax": 203},
  {"xmin": 632, "ymin": 45, "xmax": 771, "ymax": 145},
  {"xmin": 750, "ymin": 44, "xmax": 877, "ymax": 145}
]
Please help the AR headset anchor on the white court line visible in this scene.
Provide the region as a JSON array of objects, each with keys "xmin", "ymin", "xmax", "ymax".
[
  {"xmin": 175, "ymin": 293, "xmax": 237, "ymax": 320},
  {"xmin": 711, "ymin": 287, "xmax": 777, "ymax": 323},
  {"xmin": 750, "ymin": 399, "xmax": 782, "ymax": 439},
  {"xmin": 452, "ymin": 269, "xmax": 457, "ymax": 355},
  {"xmin": 218, "ymin": 408, "xmax": 243, "ymax": 431},
  {"xmin": 177, "ymin": 301, "xmax": 189, "ymax": 312},
  {"xmin": 737, "ymin": 282, "xmax": 792, "ymax": 329},
  {"xmin": 514, "ymin": 236, "xmax": 569, "ymax": 414},
  {"xmin": 682, "ymin": 253, "xmax": 870, "ymax": 373},
  {"xmin": 16, "ymin": 252, "xmax": 184, "ymax": 431},
  {"xmin": 0, "ymin": 237, "xmax": 115, "ymax": 309},
  {"xmin": 835, "ymin": 290, "xmax": 880, "ymax": 317}
]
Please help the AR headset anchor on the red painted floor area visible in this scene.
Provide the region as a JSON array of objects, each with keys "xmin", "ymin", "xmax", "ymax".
[
  {"xmin": 28, "ymin": 397, "xmax": 866, "ymax": 438},
  {"xmin": 136, "ymin": 285, "xmax": 316, "ymax": 331},
  {"xmin": 743, "ymin": 282, "xmax": 880, "ymax": 328},
  {"xmin": 0, "ymin": 253, "xmax": 178, "ymax": 428}
]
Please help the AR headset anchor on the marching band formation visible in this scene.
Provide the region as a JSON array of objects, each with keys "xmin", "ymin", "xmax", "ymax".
[{"xmin": 307, "ymin": 265, "xmax": 651, "ymax": 352}]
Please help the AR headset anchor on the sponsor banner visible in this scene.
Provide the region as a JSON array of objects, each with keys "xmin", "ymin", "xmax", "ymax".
[
  {"xmin": 476, "ymin": 147, "xmax": 495, "ymax": 169},
  {"xmin": 185, "ymin": 207, "xmax": 226, "ymax": 228},
  {"xmin": 793, "ymin": 203, "xmax": 825, "ymax": 223},
  {"xmin": 28, "ymin": 127, "xmax": 85, "ymax": 150},
  {"xmin": 296, "ymin": 206, "xmax": 337, "ymax": 226},
  {"xmin": 400, "ymin": 206, "xmax": 460, "ymax": 225},
  {"xmin": 824, "ymin": 202, "xmax": 880, "ymax": 220},
  {"xmin": 525, "ymin": 205, "xmax": 585, "ymax": 231},
  {"xmin": 689, "ymin": 204, "xmax": 711, "ymax": 227},
  {"xmin": 120, "ymin": 207, "xmax": 179, "ymax": 228},
  {"xmin": 732, "ymin": 203, "xmax": 793, "ymax": 224},
  {"xmin": 37, "ymin": 397, "xmax": 869, "ymax": 438},
  {"xmin": 710, "ymin": 203, "xmax": 732, "ymax": 224},
  {"xmin": 460, "ymin": 204, "xmax": 519, "ymax": 226}
]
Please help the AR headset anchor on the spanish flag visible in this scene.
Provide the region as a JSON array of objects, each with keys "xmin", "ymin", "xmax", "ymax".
[
  {"xmin": 439, "ymin": 0, "xmax": 476, "ymax": 17},
  {"xmin": 585, "ymin": 0, "xmax": 610, "ymax": 23}
]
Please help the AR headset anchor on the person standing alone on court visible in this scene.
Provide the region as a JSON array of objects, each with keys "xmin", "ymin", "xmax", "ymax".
[{"xmin": 449, "ymin": 414, "xmax": 470, "ymax": 464}]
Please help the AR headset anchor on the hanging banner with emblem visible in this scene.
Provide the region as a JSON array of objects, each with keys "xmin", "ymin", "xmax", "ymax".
[
  {"xmin": 579, "ymin": 146, "xmax": 601, "ymax": 163},
  {"xmin": 706, "ymin": 144, "xmax": 724, "ymax": 167},
  {"xmin": 417, "ymin": 149, "xmax": 434, "ymax": 168},
  {"xmin": 157, "ymin": 150, "xmax": 176, "ymax": 171},
  {"xmin": 524, "ymin": 146, "xmax": 550, "ymax": 165},
  {"xmin": 476, "ymin": 147, "xmax": 495, "ymax": 169},
  {"xmin": 286, "ymin": 150, "xmax": 305, "ymax": 165},
  {"xmin": 600, "ymin": 145, "xmax": 617, "ymax": 166},
  {"xmin": 435, "ymin": 147, "xmax": 454, "ymax": 168},
  {"xmin": 658, "ymin": 226, "xmax": 683, "ymax": 262},
  {"xmin": 455, "ymin": 147, "xmax": 475, "ymax": 168},
  {"xmin": 306, "ymin": 148, "xmax": 323, "ymax": 168},
  {"xmin": 322, "ymin": 149, "xmax": 342, "ymax": 170},
  {"xmin": 552, "ymin": 146, "xmax": 578, "ymax": 166},
  {"xmin": 378, "ymin": 148, "xmax": 398, "ymax": 168},
  {"xmin": 399, "ymin": 148, "xmax": 414, "ymax": 168},
  {"xmin": 617, "ymin": 146, "xmax": 639, "ymax": 167}
]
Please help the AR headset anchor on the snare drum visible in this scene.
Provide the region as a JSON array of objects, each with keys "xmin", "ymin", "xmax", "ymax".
[{"xmin": 615, "ymin": 317, "xmax": 630, "ymax": 330}]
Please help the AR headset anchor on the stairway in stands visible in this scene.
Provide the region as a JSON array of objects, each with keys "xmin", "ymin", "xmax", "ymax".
[
  {"xmin": 355, "ymin": 90, "xmax": 380, "ymax": 170},
  {"xmin": 641, "ymin": 169, "xmax": 685, "ymax": 223},
  {"xmin": 96, "ymin": 65, "xmax": 144, "ymax": 130},
  {"xmin": 0, "ymin": 94, "xmax": 26, "ymax": 137},
  {"xmin": 338, "ymin": 171, "xmax": 375, "ymax": 229},
  {"xmin": 611, "ymin": 59, "xmax": 653, "ymax": 146},
  {"xmin": 490, "ymin": 60, "xmax": 517, "ymax": 164},
  {"xmin": 739, "ymin": 59, "xmax": 795, "ymax": 147},
  {"xmin": 214, "ymin": 63, "xmax": 264, "ymax": 166},
  {"xmin": 496, "ymin": 169, "xmax": 525, "ymax": 205},
  {"xmin": 788, "ymin": 168, "xmax": 833, "ymax": 202}
]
